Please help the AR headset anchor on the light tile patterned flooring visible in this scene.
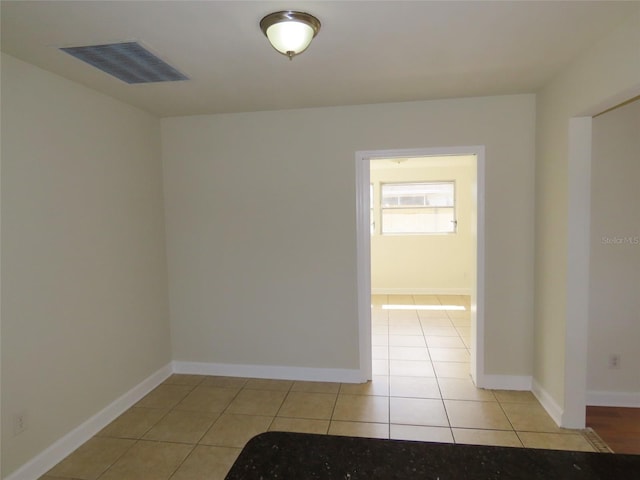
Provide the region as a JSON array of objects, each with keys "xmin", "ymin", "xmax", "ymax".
[{"xmin": 41, "ymin": 295, "xmax": 599, "ymax": 480}]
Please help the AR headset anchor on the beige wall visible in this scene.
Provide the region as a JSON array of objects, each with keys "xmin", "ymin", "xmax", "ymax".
[
  {"xmin": 162, "ymin": 93, "xmax": 536, "ymax": 376},
  {"xmin": 1, "ymin": 54, "xmax": 172, "ymax": 476},
  {"xmin": 588, "ymin": 99, "xmax": 640, "ymax": 398},
  {"xmin": 370, "ymin": 158, "xmax": 475, "ymax": 294},
  {"xmin": 534, "ymin": 8, "xmax": 640, "ymax": 412}
]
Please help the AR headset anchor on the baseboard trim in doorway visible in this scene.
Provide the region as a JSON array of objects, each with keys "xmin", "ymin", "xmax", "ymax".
[
  {"xmin": 532, "ymin": 379, "xmax": 564, "ymax": 428},
  {"xmin": 172, "ymin": 361, "xmax": 365, "ymax": 384},
  {"xmin": 5, "ymin": 363, "xmax": 173, "ymax": 480}
]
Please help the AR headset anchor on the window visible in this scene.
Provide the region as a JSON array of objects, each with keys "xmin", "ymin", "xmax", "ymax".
[{"xmin": 381, "ymin": 182, "xmax": 456, "ymax": 234}]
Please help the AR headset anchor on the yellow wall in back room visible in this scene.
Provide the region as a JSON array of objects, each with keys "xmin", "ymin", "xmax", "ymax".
[{"xmin": 370, "ymin": 157, "xmax": 475, "ymax": 294}]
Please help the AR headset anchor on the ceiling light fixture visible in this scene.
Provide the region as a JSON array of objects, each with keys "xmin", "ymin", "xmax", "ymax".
[{"xmin": 260, "ymin": 11, "xmax": 321, "ymax": 60}]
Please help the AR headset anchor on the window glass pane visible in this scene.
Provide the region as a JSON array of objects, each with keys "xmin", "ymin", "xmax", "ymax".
[
  {"xmin": 382, "ymin": 183, "xmax": 453, "ymax": 208},
  {"xmin": 381, "ymin": 182, "xmax": 456, "ymax": 234}
]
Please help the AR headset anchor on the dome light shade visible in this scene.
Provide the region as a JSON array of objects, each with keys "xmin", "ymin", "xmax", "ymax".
[
  {"xmin": 260, "ymin": 11, "xmax": 321, "ymax": 60},
  {"xmin": 265, "ymin": 21, "xmax": 314, "ymax": 56}
]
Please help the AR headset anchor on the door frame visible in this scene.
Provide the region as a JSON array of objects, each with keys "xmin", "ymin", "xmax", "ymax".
[
  {"xmin": 355, "ymin": 146, "xmax": 486, "ymax": 384},
  {"xmin": 563, "ymin": 87, "xmax": 640, "ymax": 428}
]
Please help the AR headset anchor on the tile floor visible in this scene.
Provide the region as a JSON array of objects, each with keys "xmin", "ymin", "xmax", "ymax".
[{"xmin": 41, "ymin": 294, "xmax": 601, "ymax": 480}]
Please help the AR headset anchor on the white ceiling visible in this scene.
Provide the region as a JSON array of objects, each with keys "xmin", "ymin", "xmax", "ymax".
[{"xmin": 2, "ymin": 1, "xmax": 637, "ymax": 117}]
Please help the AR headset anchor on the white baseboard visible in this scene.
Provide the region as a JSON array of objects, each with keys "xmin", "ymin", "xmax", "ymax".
[
  {"xmin": 6, "ymin": 363, "xmax": 173, "ymax": 480},
  {"xmin": 587, "ymin": 390, "xmax": 640, "ymax": 407},
  {"xmin": 532, "ymin": 379, "xmax": 563, "ymax": 427},
  {"xmin": 173, "ymin": 361, "xmax": 365, "ymax": 384},
  {"xmin": 371, "ymin": 288, "xmax": 472, "ymax": 296},
  {"xmin": 476, "ymin": 374, "xmax": 532, "ymax": 391}
]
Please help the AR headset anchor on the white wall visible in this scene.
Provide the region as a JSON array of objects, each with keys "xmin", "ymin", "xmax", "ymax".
[
  {"xmin": 587, "ymin": 99, "xmax": 640, "ymax": 405},
  {"xmin": 162, "ymin": 94, "xmax": 535, "ymax": 378},
  {"xmin": 0, "ymin": 54, "xmax": 171, "ymax": 477},
  {"xmin": 534, "ymin": 7, "xmax": 640, "ymax": 424},
  {"xmin": 370, "ymin": 157, "xmax": 474, "ymax": 294}
]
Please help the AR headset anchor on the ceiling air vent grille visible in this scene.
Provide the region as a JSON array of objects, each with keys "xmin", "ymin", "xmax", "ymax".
[{"xmin": 60, "ymin": 42, "xmax": 188, "ymax": 84}]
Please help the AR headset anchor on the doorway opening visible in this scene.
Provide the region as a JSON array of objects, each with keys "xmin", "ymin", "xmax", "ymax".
[
  {"xmin": 564, "ymin": 91, "xmax": 640, "ymax": 429},
  {"xmin": 355, "ymin": 147, "xmax": 486, "ymax": 385}
]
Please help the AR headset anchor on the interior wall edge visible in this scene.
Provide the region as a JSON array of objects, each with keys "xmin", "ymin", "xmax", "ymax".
[{"xmin": 532, "ymin": 379, "xmax": 565, "ymax": 428}]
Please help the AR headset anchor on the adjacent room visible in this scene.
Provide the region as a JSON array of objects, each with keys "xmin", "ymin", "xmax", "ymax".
[{"xmin": 1, "ymin": 1, "xmax": 639, "ymax": 479}]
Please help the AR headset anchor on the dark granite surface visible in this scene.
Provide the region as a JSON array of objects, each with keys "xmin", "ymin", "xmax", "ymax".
[{"xmin": 225, "ymin": 431, "xmax": 640, "ymax": 479}]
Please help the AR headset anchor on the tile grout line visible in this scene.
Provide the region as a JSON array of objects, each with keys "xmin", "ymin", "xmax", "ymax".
[
  {"xmin": 268, "ymin": 380, "xmax": 294, "ymax": 432},
  {"xmin": 421, "ymin": 294, "xmax": 460, "ymax": 439},
  {"xmin": 96, "ymin": 377, "xmax": 203, "ymax": 480},
  {"xmin": 324, "ymin": 390, "xmax": 338, "ymax": 435},
  {"xmin": 194, "ymin": 376, "xmax": 244, "ymax": 449},
  {"xmin": 150, "ymin": 376, "xmax": 204, "ymax": 480},
  {"xmin": 417, "ymin": 298, "xmax": 454, "ymax": 437}
]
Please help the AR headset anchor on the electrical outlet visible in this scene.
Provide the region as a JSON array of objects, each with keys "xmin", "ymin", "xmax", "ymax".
[
  {"xmin": 608, "ymin": 354, "xmax": 621, "ymax": 369},
  {"xmin": 13, "ymin": 411, "xmax": 27, "ymax": 436}
]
